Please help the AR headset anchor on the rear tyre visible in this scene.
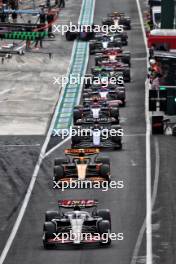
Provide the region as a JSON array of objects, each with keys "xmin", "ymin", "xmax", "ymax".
[
  {"xmin": 96, "ymin": 209, "xmax": 111, "ymax": 224},
  {"xmin": 110, "ymin": 107, "xmax": 119, "ymax": 122},
  {"xmin": 53, "ymin": 165, "xmax": 64, "ymax": 183},
  {"xmin": 73, "ymin": 109, "xmax": 82, "ymax": 124},
  {"xmin": 97, "ymin": 220, "xmax": 111, "ymax": 246},
  {"xmin": 43, "ymin": 222, "xmax": 56, "ymax": 249},
  {"xmin": 95, "ymin": 156, "xmax": 110, "ymax": 165},
  {"xmin": 45, "ymin": 211, "xmax": 59, "ymax": 222},
  {"xmin": 111, "ymin": 125, "xmax": 123, "ymax": 149},
  {"xmin": 71, "ymin": 127, "xmax": 81, "ymax": 146},
  {"xmin": 65, "ymin": 31, "xmax": 77, "ymax": 41},
  {"xmin": 100, "ymin": 164, "xmax": 110, "ymax": 180},
  {"xmin": 54, "ymin": 158, "xmax": 68, "ymax": 166}
]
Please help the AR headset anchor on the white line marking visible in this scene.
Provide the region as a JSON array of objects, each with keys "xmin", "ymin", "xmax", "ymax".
[
  {"xmin": 135, "ymin": 0, "xmax": 152, "ymax": 263},
  {"xmin": 0, "ymin": 89, "xmax": 13, "ymax": 95},
  {"xmin": 0, "ymin": 144, "xmax": 40, "ymax": 147},
  {"xmin": 130, "ymin": 138, "xmax": 160, "ymax": 264},
  {"xmin": 124, "ymin": 133, "xmax": 146, "ymax": 137},
  {"xmin": 44, "ymin": 136, "xmax": 71, "ymax": 158},
  {"xmin": 0, "ymin": 2, "xmax": 96, "ymax": 263},
  {"xmin": 152, "ymin": 138, "xmax": 160, "ymax": 208}
]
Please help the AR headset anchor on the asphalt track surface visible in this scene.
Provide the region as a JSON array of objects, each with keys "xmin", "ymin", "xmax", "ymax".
[
  {"xmin": 151, "ymin": 136, "xmax": 176, "ymax": 264},
  {"xmin": 0, "ymin": 0, "xmax": 149, "ymax": 264}
]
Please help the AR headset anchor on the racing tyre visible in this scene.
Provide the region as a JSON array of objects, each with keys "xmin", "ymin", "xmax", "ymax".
[
  {"xmin": 110, "ymin": 107, "xmax": 119, "ymax": 122},
  {"xmin": 122, "ymin": 57, "xmax": 130, "ymax": 67},
  {"xmin": 114, "ymin": 142, "xmax": 122, "ymax": 150},
  {"xmin": 65, "ymin": 31, "xmax": 77, "ymax": 41},
  {"xmin": 121, "ymin": 100, "xmax": 126, "ymax": 107},
  {"xmin": 74, "ymin": 105, "xmax": 82, "ymax": 110},
  {"xmin": 95, "ymin": 57, "xmax": 101, "ymax": 66},
  {"xmin": 127, "ymin": 74, "xmax": 131, "ymax": 82},
  {"xmin": 111, "ymin": 125, "xmax": 123, "ymax": 149},
  {"xmin": 173, "ymin": 125, "xmax": 176, "ymax": 136},
  {"xmin": 95, "ymin": 156, "xmax": 110, "ymax": 165},
  {"xmin": 72, "ymin": 127, "xmax": 81, "ymax": 146},
  {"xmin": 73, "ymin": 109, "xmax": 82, "ymax": 124},
  {"xmin": 43, "ymin": 221, "xmax": 56, "ymax": 249},
  {"xmin": 97, "ymin": 220, "xmax": 111, "ymax": 246},
  {"xmin": 127, "ymin": 24, "xmax": 131, "ymax": 30},
  {"xmin": 83, "ymin": 92, "xmax": 89, "ymax": 99},
  {"xmin": 96, "ymin": 209, "xmax": 111, "ymax": 224},
  {"xmin": 53, "ymin": 165, "xmax": 64, "ymax": 182},
  {"xmin": 54, "ymin": 158, "xmax": 68, "ymax": 166},
  {"xmin": 45, "ymin": 211, "xmax": 59, "ymax": 222},
  {"xmin": 100, "ymin": 164, "xmax": 110, "ymax": 180},
  {"xmin": 89, "ymin": 45, "xmax": 95, "ymax": 55}
]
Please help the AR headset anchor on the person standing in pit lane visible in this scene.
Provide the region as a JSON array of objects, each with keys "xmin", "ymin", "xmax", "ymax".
[
  {"xmin": 26, "ymin": 20, "xmax": 32, "ymax": 50},
  {"xmin": 55, "ymin": 0, "xmax": 58, "ymax": 6},
  {"xmin": 47, "ymin": 7, "xmax": 54, "ymax": 38},
  {"xmin": 46, "ymin": 0, "xmax": 50, "ymax": 8},
  {"xmin": 59, "ymin": 0, "xmax": 65, "ymax": 8},
  {"xmin": 35, "ymin": 7, "xmax": 46, "ymax": 48},
  {"xmin": 9, "ymin": 0, "xmax": 18, "ymax": 23},
  {"xmin": 149, "ymin": 44, "xmax": 156, "ymax": 60}
]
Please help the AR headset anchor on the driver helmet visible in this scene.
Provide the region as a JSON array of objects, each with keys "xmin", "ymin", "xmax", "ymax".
[
  {"xmin": 74, "ymin": 205, "xmax": 81, "ymax": 211},
  {"xmin": 150, "ymin": 59, "xmax": 156, "ymax": 65}
]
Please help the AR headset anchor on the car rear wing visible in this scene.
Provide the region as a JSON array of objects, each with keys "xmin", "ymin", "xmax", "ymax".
[
  {"xmin": 58, "ymin": 200, "xmax": 99, "ymax": 208},
  {"xmin": 64, "ymin": 148, "xmax": 99, "ymax": 155},
  {"xmin": 108, "ymin": 12, "xmax": 125, "ymax": 17}
]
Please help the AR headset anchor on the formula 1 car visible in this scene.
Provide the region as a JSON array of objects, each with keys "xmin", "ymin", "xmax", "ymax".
[
  {"xmin": 95, "ymin": 58, "xmax": 130, "ymax": 69},
  {"xmin": 93, "ymin": 32, "xmax": 128, "ymax": 46},
  {"xmin": 95, "ymin": 57, "xmax": 131, "ymax": 69},
  {"xmin": 83, "ymin": 87, "xmax": 126, "ymax": 106},
  {"xmin": 85, "ymin": 82, "xmax": 125, "ymax": 91},
  {"xmin": 73, "ymin": 100, "xmax": 120, "ymax": 125},
  {"xmin": 95, "ymin": 47, "xmax": 131, "ymax": 65},
  {"xmin": 43, "ymin": 200, "xmax": 111, "ymax": 248},
  {"xmin": 53, "ymin": 148, "xmax": 111, "ymax": 185},
  {"xmin": 91, "ymin": 65, "xmax": 131, "ymax": 82},
  {"xmin": 102, "ymin": 12, "xmax": 131, "ymax": 30},
  {"xmin": 89, "ymin": 37, "xmax": 122, "ymax": 55},
  {"xmin": 83, "ymin": 97, "xmax": 123, "ymax": 108},
  {"xmin": 66, "ymin": 29, "xmax": 94, "ymax": 41},
  {"xmin": 71, "ymin": 123, "xmax": 123, "ymax": 149},
  {"xmin": 95, "ymin": 50, "xmax": 131, "ymax": 67}
]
